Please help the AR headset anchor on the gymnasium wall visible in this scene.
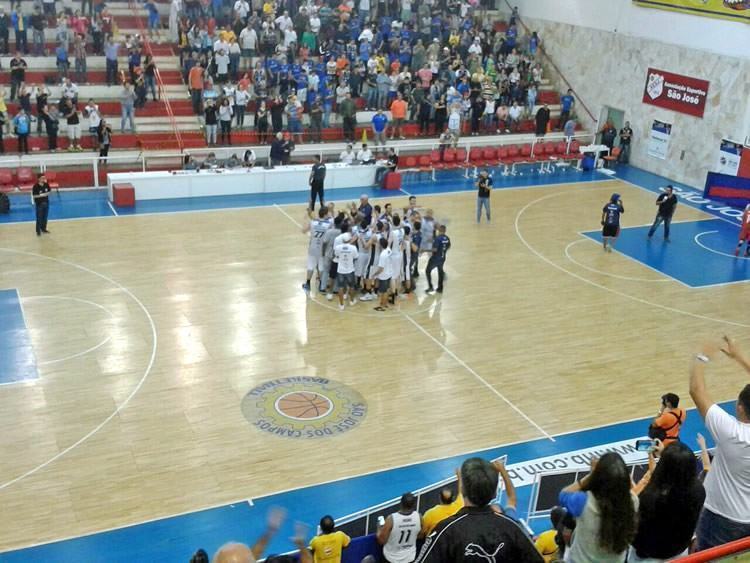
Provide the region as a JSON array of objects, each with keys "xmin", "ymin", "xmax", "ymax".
[{"xmin": 509, "ymin": 0, "xmax": 750, "ymax": 188}]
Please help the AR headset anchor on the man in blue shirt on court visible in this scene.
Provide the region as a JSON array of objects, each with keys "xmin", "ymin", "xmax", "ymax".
[
  {"xmin": 372, "ymin": 108, "xmax": 388, "ymax": 148},
  {"xmin": 559, "ymin": 89, "xmax": 575, "ymax": 131},
  {"xmin": 426, "ymin": 225, "xmax": 451, "ymax": 293}
]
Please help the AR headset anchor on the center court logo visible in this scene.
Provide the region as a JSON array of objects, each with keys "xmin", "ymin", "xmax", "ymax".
[{"xmin": 241, "ymin": 377, "xmax": 367, "ymax": 439}]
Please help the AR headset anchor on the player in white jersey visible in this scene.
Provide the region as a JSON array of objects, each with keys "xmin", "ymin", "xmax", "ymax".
[
  {"xmin": 378, "ymin": 493, "xmax": 421, "ymax": 563},
  {"xmin": 302, "ymin": 207, "xmax": 332, "ymax": 292},
  {"xmin": 388, "ymin": 215, "xmax": 405, "ymax": 301},
  {"xmin": 354, "ymin": 218, "xmax": 372, "ymax": 290},
  {"xmin": 363, "ymin": 221, "xmax": 385, "ymax": 300},
  {"xmin": 333, "ymin": 233, "xmax": 359, "ymax": 310},
  {"xmin": 373, "ymin": 237, "xmax": 392, "ymax": 311}
]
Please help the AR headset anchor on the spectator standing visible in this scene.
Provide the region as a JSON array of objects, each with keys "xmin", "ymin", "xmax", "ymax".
[
  {"xmin": 104, "ymin": 36, "xmax": 119, "ymax": 86},
  {"xmin": 559, "ymin": 453, "xmax": 638, "ymax": 563},
  {"xmin": 30, "ymin": 7, "xmax": 44, "ymax": 56},
  {"xmin": 188, "ymin": 63, "xmax": 204, "ymax": 114},
  {"xmin": 97, "ymin": 119, "xmax": 112, "ymax": 164},
  {"xmin": 339, "ymin": 92, "xmax": 357, "ymax": 143},
  {"xmin": 61, "ymin": 100, "xmax": 81, "ymax": 150},
  {"xmin": 286, "ymin": 94, "xmax": 303, "ymax": 144},
  {"xmin": 11, "ymin": 5, "xmax": 27, "ymax": 55},
  {"xmin": 309, "ymin": 154, "xmax": 326, "ymax": 210},
  {"xmin": 0, "ymin": 8, "xmax": 9, "ymax": 54},
  {"xmin": 630, "ymin": 441, "xmax": 705, "ymax": 562},
  {"xmin": 309, "ymin": 99, "xmax": 323, "ymax": 143},
  {"xmin": 12, "ymin": 108, "xmax": 30, "ymax": 153},
  {"xmin": 647, "ymin": 185, "xmax": 678, "ymax": 242},
  {"xmin": 618, "ymin": 121, "xmax": 633, "ymax": 163},
  {"xmin": 234, "ymin": 85, "xmax": 248, "ymax": 129},
  {"xmin": 143, "ymin": 55, "xmax": 157, "ymax": 102},
  {"xmin": 35, "ymin": 85, "xmax": 50, "ymax": 135},
  {"xmin": 563, "ymin": 117, "xmax": 576, "ymax": 140},
  {"xmin": 378, "ymin": 493, "xmax": 422, "ymax": 563},
  {"xmin": 255, "ymin": 99, "xmax": 269, "ymax": 144},
  {"xmin": 32, "ymin": 173, "xmax": 51, "ymax": 236},
  {"xmin": 120, "ymin": 82, "xmax": 136, "ymax": 133},
  {"xmin": 558, "ymin": 89, "xmax": 574, "ymax": 130},
  {"xmin": 415, "ymin": 457, "xmax": 541, "ymax": 562},
  {"xmin": 447, "ymin": 104, "xmax": 461, "ymax": 143},
  {"xmin": 534, "ymin": 103, "xmax": 550, "ymax": 138},
  {"xmin": 476, "ymin": 169, "xmax": 492, "ymax": 224},
  {"xmin": 690, "ymin": 336, "xmax": 750, "ymax": 551},
  {"xmin": 85, "ymin": 99, "xmax": 101, "ymax": 149},
  {"xmin": 389, "ymin": 92, "xmax": 407, "ymax": 140},
  {"xmin": 204, "ymin": 99, "xmax": 218, "ymax": 146},
  {"xmin": 218, "ymin": 97, "xmax": 233, "ymax": 144},
  {"xmin": 269, "ymin": 132, "xmax": 285, "ymax": 166},
  {"xmin": 371, "ymin": 108, "xmax": 388, "ymax": 148},
  {"xmin": 41, "ymin": 103, "xmax": 60, "ymax": 151},
  {"xmin": 600, "ymin": 120, "xmax": 617, "ymax": 151},
  {"xmin": 73, "ymin": 34, "xmax": 87, "ymax": 83},
  {"xmin": 9, "ymin": 53, "xmax": 27, "ymax": 101}
]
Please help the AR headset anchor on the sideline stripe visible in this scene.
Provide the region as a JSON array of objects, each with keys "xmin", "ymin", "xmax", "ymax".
[
  {"xmin": 274, "ymin": 203, "xmax": 304, "ymax": 228},
  {"xmin": 401, "ymin": 312, "xmax": 555, "ymax": 441}
]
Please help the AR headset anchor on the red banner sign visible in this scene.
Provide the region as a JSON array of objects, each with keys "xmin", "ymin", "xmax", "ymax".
[{"xmin": 642, "ymin": 68, "xmax": 710, "ymax": 118}]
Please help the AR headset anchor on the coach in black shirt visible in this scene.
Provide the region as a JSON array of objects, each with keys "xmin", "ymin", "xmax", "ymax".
[
  {"xmin": 647, "ymin": 185, "xmax": 678, "ymax": 241},
  {"xmin": 32, "ymin": 173, "xmax": 51, "ymax": 236},
  {"xmin": 415, "ymin": 457, "xmax": 543, "ymax": 563},
  {"xmin": 309, "ymin": 155, "xmax": 326, "ymax": 211}
]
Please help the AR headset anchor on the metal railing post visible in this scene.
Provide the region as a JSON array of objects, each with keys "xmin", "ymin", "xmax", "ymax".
[{"xmin": 93, "ymin": 157, "xmax": 100, "ymax": 189}]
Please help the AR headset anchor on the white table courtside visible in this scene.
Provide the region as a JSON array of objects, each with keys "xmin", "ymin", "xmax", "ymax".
[{"xmin": 107, "ymin": 163, "xmax": 380, "ymax": 201}]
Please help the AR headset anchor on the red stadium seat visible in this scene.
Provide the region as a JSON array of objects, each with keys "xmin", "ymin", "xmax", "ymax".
[
  {"xmin": 454, "ymin": 148, "xmax": 468, "ymax": 167},
  {"xmin": 45, "ymin": 170, "xmax": 60, "ymax": 191},
  {"xmin": 0, "ymin": 169, "xmax": 14, "ymax": 192},
  {"xmin": 519, "ymin": 144, "xmax": 533, "ymax": 161},
  {"xmin": 430, "ymin": 150, "xmax": 445, "ymax": 169},
  {"xmin": 443, "ymin": 149, "xmax": 456, "ymax": 164},
  {"xmin": 507, "ymin": 145, "xmax": 520, "ymax": 161},
  {"xmin": 16, "ymin": 167, "xmax": 35, "ymax": 191},
  {"xmin": 404, "ymin": 156, "xmax": 418, "ymax": 168},
  {"xmin": 469, "ymin": 148, "xmax": 484, "ymax": 164}
]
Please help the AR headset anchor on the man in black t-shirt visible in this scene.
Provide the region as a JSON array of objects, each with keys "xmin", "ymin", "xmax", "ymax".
[
  {"xmin": 647, "ymin": 185, "xmax": 678, "ymax": 241},
  {"xmin": 618, "ymin": 121, "xmax": 633, "ymax": 164},
  {"xmin": 415, "ymin": 457, "xmax": 543, "ymax": 562},
  {"xmin": 476, "ymin": 169, "xmax": 492, "ymax": 224},
  {"xmin": 9, "ymin": 52, "xmax": 27, "ymax": 100},
  {"xmin": 32, "ymin": 173, "xmax": 51, "ymax": 236},
  {"xmin": 309, "ymin": 154, "xmax": 326, "ymax": 211}
]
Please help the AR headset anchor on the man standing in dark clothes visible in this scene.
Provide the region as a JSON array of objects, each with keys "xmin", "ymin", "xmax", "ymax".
[
  {"xmin": 309, "ymin": 154, "xmax": 327, "ymax": 211},
  {"xmin": 647, "ymin": 185, "xmax": 678, "ymax": 242},
  {"xmin": 32, "ymin": 173, "xmax": 51, "ymax": 236}
]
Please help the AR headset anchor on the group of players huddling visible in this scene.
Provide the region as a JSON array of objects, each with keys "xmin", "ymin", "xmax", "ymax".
[{"xmin": 301, "ymin": 195, "xmax": 451, "ymax": 311}]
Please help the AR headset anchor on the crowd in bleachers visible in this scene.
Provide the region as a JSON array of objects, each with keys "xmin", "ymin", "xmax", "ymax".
[
  {"xmin": 175, "ymin": 0, "xmax": 578, "ymax": 146},
  {"xmin": 191, "ymin": 336, "xmax": 750, "ymax": 563}
]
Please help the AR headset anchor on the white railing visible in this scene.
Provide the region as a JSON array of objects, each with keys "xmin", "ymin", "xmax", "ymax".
[{"xmin": 0, "ymin": 132, "xmax": 596, "ymax": 189}]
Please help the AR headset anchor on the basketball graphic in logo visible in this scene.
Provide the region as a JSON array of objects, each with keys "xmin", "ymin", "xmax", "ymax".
[
  {"xmin": 275, "ymin": 392, "xmax": 333, "ymax": 420},
  {"xmin": 241, "ymin": 377, "xmax": 367, "ymax": 439}
]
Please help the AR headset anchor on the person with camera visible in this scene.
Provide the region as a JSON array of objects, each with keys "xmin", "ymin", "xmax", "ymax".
[{"xmin": 648, "ymin": 392, "xmax": 685, "ymax": 444}]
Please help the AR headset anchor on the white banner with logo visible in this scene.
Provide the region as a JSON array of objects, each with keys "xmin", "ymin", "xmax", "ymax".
[
  {"xmin": 648, "ymin": 120, "xmax": 672, "ymax": 160},
  {"xmin": 715, "ymin": 139, "xmax": 743, "ymax": 176}
]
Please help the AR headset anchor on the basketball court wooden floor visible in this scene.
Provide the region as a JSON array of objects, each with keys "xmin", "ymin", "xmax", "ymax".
[{"xmin": 1, "ymin": 176, "xmax": 749, "ymax": 553}]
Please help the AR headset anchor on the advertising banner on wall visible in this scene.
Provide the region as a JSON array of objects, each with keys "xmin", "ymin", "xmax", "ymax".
[
  {"xmin": 716, "ymin": 139, "xmax": 744, "ymax": 176},
  {"xmin": 648, "ymin": 120, "xmax": 672, "ymax": 160},
  {"xmin": 633, "ymin": 0, "xmax": 750, "ymax": 23},
  {"xmin": 642, "ymin": 68, "xmax": 710, "ymax": 118}
]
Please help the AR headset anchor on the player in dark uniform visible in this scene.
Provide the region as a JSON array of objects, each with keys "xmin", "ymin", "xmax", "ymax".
[
  {"xmin": 426, "ymin": 225, "xmax": 451, "ymax": 293},
  {"xmin": 601, "ymin": 193, "xmax": 624, "ymax": 253}
]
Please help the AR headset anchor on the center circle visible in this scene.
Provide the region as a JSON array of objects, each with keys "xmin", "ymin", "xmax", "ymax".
[{"xmin": 275, "ymin": 391, "xmax": 333, "ymax": 420}]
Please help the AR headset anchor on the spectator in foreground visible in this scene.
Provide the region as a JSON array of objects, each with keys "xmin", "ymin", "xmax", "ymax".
[
  {"xmin": 212, "ymin": 508, "xmax": 285, "ymax": 563},
  {"xmin": 690, "ymin": 336, "xmax": 750, "ymax": 550},
  {"xmin": 269, "ymin": 132, "xmax": 285, "ymax": 166},
  {"xmin": 97, "ymin": 119, "xmax": 112, "ymax": 165},
  {"xmin": 648, "ymin": 392, "xmax": 684, "ymax": 443},
  {"xmin": 378, "ymin": 493, "xmax": 421, "ymax": 563},
  {"xmin": 12, "ymin": 108, "xmax": 30, "ymax": 154},
  {"xmin": 421, "ymin": 469, "xmax": 463, "ymax": 538},
  {"xmin": 415, "ymin": 457, "xmax": 542, "ymax": 562},
  {"xmin": 120, "ymin": 82, "xmax": 136, "ymax": 133},
  {"xmin": 308, "ymin": 515, "xmax": 350, "ymax": 563},
  {"xmin": 558, "ymin": 452, "xmax": 638, "ymax": 562},
  {"xmin": 630, "ymin": 440, "xmax": 705, "ymax": 562}
]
